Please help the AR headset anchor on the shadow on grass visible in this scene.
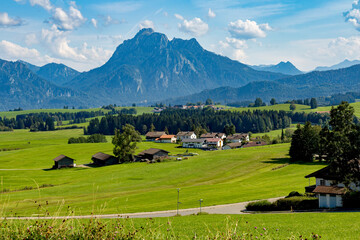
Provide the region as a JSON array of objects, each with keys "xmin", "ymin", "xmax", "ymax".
[{"xmin": 263, "ymin": 157, "xmax": 328, "ymax": 166}]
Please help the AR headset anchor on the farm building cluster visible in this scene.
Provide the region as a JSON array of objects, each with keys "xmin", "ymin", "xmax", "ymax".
[
  {"xmin": 52, "ymin": 148, "xmax": 170, "ymax": 169},
  {"xmin": 144, "ymin": 131, "xmax": 261, "ymax": 150}
]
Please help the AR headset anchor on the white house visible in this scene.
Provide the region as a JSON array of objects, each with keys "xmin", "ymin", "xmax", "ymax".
[
  {"xmin": 305, "ymin": 165, "xmax": 360, "ymax": 208},
  {"xmin": 205, "ymin": 138, "xmax": 223, "ymax": 149},
  {"xmin": 155, "ymin": 135, "xmax": 177, "ymax": 143},
  {"xmin": 227, "ymin": 133, "xmax": 250, "ymax": 143},
  {"xmin": 182, "ymin": 139, "xmax": 206, "ymax": 148},
  {"xmin": 200, "ymin": 132, "xmax": 226, "ymax": 140},
  {"xmin": 177, "ymin": 131, "xmax": 197, "ymax": 141}
]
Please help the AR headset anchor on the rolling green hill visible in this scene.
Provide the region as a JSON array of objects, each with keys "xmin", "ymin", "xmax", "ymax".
[{"xmin": 0, "ymin": 128, "xmax": 324, "ymax": 217}]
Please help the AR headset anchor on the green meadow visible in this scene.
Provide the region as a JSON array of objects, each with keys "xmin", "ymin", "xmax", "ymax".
[
  {"xmin": 1, "ymin": 213, "xmax": 359, "ymax": 239},
  {"xmin": 0, "ymin": 127, "xmax": 324, "ymax": 217}
]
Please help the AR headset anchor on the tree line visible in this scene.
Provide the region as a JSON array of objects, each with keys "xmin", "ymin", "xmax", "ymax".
[{"xmin": 84, "ymin": 108, "xmax": 330, "ymax": 136}]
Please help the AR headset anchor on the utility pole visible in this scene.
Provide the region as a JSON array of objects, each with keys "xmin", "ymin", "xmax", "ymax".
[
  {"xmin": 199, "ymin": 199, "xmax": 203, "ymax": 214},
  {"xmin": 177, "ymin": 188, "xmax": 181, "ymax": 215}
]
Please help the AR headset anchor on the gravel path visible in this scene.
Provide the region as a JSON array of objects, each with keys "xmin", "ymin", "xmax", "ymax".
[{"xmin": 2, "ymin": 197, "xmax": 283, "ymax": 220}]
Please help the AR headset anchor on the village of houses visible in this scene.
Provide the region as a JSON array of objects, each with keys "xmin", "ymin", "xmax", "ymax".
[{"xmin": 52, "ymin": 131, "xmax": 266, "ymax": 169}]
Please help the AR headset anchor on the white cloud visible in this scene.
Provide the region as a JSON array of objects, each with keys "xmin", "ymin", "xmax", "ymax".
[
  {"xmin": 208, "ymin": 8, "xmax": 216, "ymax": 18},
  {"xmin": 52, "ymin": 6, "xmax": 86, "ymax": 31},
  {"xmin": 29, "ymin": 0, "xmax": 53, "ymax": 11},
  {"xmin": 228, "ymin": 19, "xmax": 272, "ymax": 39},
  {"xmin": 139, "ymin": 20, "xmax": 154, "ymax": 30},
  {"xmin": 233, "ymin": 49, "xmax": 247, "ymax": 61},
  {"xmin": 225, "ymin": 37, "xmax": 247, "ymax": 49},
  {"xmin": 41, "ymin": 25, "xmax": 112, "ymax": 65},
  {"xmin": 91, "ymin": 18, "xmax": 97, "ymax": 28},
  {"xmin": 178, "ymin": 17, "xmax": 209, "ymax": 37},
  {"xmin": 174, "ymin": 14, "xmax": 184, "ymax": 21},
  {"xmin": 25, "ymin": 33, "xmax": 39, "ymax": 45},
  {"xmin": 0, "ymin": 40, "xmax": 56, "ymax": 65},
  {"xmin": 344, "ymin": 0, "xmax": 360, "ymax": 30},
  {"xmin": 0, "ymin": 12, "xmax": 23, "ymax": 27}
]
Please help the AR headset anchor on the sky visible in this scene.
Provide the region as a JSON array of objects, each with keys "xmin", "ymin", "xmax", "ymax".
[{"xmin": 0, "ymin": 0, "xmax": 360, "ymax": 72}]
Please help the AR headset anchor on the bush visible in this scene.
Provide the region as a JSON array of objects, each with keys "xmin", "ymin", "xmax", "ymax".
[
  {"xmin": 246, "ymin": 200, "xmax": 274, "ymax": 211},
  {"xmin": 274, "ymin": 196, "xmax": 318, "ymax": 210},
  {"xmin": 343, "ymin": 191, "xmax": 360, "ymax": 208},
  {"xmin": 286, "ymin": 191, "xmax": 303, "ymax": 198},
  {"xmin": 68, "ymin": 134, "xmax": 107, "ymax": 144}
]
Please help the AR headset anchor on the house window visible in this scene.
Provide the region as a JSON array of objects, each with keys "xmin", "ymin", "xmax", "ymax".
[{"xmin": 320, "ymin": 180, "xmax": 325, "ymax": 186}]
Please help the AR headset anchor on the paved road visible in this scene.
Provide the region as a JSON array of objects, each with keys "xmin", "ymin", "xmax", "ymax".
[{"xmin": 2, "ymin": 197, "xmax": 283, "ymax": 220}]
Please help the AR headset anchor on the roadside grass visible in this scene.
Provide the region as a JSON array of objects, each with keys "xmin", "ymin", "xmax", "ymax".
[
  {"xmin": 1, "ymin": 213, "xmax": 359, "ymax": 239},
  {"xmin": 0, "ymin": 128, "xmax": 324, "ymax": 216}
]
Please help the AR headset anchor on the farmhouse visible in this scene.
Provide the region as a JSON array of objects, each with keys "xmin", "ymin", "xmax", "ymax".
[
  {"xmin": 92, "ymin": 152, "xmax": 118, "ymax": 166},
  {"xmin": 305, "ymin": 164, "xmax": 360, "ymax": 208},
  {"xmin": 242, "ymin": 141, "xmax": 267, "ymax": 148},
  {"xmin": 227, "ymin": 133, "xmax": 250, "ymax": 143},
  {"xmin": 145, "ymin": 131, "xmax": 166, "ymax": 141},
  {"xmin": 155, "ymin": 135, "xmax": 177, "ymax": 143},
  {"xmin": 53, "ymin": 155, "xmax": 75, "ymax": 169},
  {"xmin": 177, "ymin": 131, "xmax": 197, "ymax": 141},
  {"xmin": 135, "ymin": 148, "xmax": 170, "ymax": 161},
  {"xmin": 223, "ymin": 142, "xmax": 243, "ymax": 150},
  {"xmin": 206, "ymin": 138, "xmax": 223, "ymax": 149},
  {"xmin": 200, "ymin": 132, "xmax": 226, "ymax": 139},
  {"xmin": 182, "ymin": 139, "xmax": 207, "ymax": 148}
]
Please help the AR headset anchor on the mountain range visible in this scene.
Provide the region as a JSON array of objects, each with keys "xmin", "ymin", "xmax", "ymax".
[
  {"xmin": 63, "ymin": 28, "xmax": 284, "ymax": 104},
  {"xmin": 251, "ymin": 61, "xmax": 303, "ymax": 75},
  {"xmin": 1, "ymin": 28, "xmax": 360, "ymax": 110},
  {"xmin": 0, "ymin": 59, "xmax": 89, "ymax": 111},
  {"xmin": 314, "ymin": 59, "xmax": 360, "ymax": 72},
  {"xmin": 167, "ymin": 64, "xmax": 360, "ymax": 104}
]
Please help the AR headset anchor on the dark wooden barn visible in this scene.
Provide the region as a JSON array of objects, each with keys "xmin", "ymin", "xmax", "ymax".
[
  {"xmin": 92, "ymin": 152, "xmax": 118, "ymax": 166},
  {"xmin": 53, "ymin": 155, "xmax": 75, "ymax": 169}
]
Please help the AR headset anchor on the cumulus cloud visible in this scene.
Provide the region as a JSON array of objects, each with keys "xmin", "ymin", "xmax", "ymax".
[
  {"xmin": 208, "ymin": 8, "xmax": 216, "ymax": 18},
  {"xmin": 139, "ymin": 20, "xmax": 154, "ymax": 29},
  {"xmin": 233, "ymin": 49, "xmax": 247, "ymax": 61},
  {"xmin": 25, "ymin": 33, "xmax": 39, "ymax": 46},
  {"xmin": 0, "ymin": 12, "xmax": 23, "ymax": 27},
  {"xmin": 177, "ymin": 16, "xmax": 209, "ymax": 37},
  {"xmin": 344, "ymin": 0, "xmax": 360, "ymax": 30},
  {"xmin": 51, "ymin": 6, "xmax": 86, "ymax": 31},
  {"xmin": 29, "ymin": 0, "xmax": 53, "ymax": 11},
  {"xmin": 41, "ymin": 25, "xmax": 111, "ymax": 64},
  {"xmin": 225, "ymin": 37, "xmax": 247, "ymax": 49},
  {"xmin": 91, "ymin": 18, "xmax": 97, "ymax": 28},
  {"xmin": 228, "ymin": 19, "xmax": 272, "ymax": 39}
]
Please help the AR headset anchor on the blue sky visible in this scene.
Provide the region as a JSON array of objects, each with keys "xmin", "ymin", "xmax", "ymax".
[{"xmin": 0, "ymin": 0, "xmax": 359, "ymax": 71}]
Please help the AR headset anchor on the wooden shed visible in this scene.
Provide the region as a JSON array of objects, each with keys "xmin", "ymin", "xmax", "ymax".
[
  {"xmin": 53, "ymin": 155, "xmax": 75, "ymax": 169},
  {"xmin": 92, "ymin": 152, "xmax": 118, "ymax": 166},
  {"xmin": 135, "ymin": 148, "xmax": 170, "ymax": 161}
]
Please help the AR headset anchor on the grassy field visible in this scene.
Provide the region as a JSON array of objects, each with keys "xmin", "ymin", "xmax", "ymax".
[
  {"xmin": 0, "ymin": 127, "xmax": 324, "ymax": 217},
  {"xmin": 228, "ymin": 102, "xmax": 360, "ymax": 118},
  {"xmin": 0, "ymin": 106, "xmax": 153, "ymax": 119},
  {"xmin": 1, "ymin": 213, "xmax": 359, "ymax": 239}
]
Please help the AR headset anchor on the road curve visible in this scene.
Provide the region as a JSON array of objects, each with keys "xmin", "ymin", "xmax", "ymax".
[{"xmin": 2, "ymin": 197, "xmax": 283, "ymax": 220}]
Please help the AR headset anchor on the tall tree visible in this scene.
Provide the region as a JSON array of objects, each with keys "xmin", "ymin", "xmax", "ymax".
[
  {"xmin": 290, "ymin": 103, "xmax": 296, "ymax": 111},
  {"xmin": 322, "ymin": 102, "xmax": 360, "ymax": 185},
  {"xmin": 205, "ymin": 98, "xmax": 213, "ymax": 105},
  {"xmin": 112, "ymin": 124, "xmax": 142, "ymax": 163},
  {"xmin": 310, "ymin": 98, "xmax": 318, "ymax": 109},
  {"xmin": 270, "ymin": 98, "xmax": 277, "ymax": 106},
  {"xmin": 254, "ymin": 98, "xmax": 263, "ymax": 107}
]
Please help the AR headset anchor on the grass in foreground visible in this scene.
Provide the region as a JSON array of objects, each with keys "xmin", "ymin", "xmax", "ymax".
[{"xmin": 1, "ymin": 213, "xmax": 359, "ymax": 239}]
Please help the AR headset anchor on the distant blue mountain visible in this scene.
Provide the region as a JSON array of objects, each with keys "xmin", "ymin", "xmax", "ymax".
[
  {"xmin": 251, "ymin": 61, "xmax": 303, "ymax": 75},
  {"xmin": 167, "ymin": 64, "xmax": 360, "ymax": 104},
  {"xmin": 17, "ymin": 61, "xmax": 80, "ymax": 86},
  {"xmin": 314, "ymin": 59, "xmax": 360, "ymax": 71}
]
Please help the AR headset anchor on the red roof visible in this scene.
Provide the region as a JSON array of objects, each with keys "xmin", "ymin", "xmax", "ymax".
[{"xmin": 159, "ymin": 135, "xmax": 176, "ymax": 139}]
